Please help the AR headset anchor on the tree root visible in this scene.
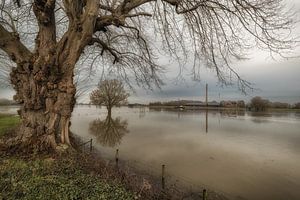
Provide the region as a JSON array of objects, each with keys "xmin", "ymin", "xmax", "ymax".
[{"xmin": 0, "ymin": 128, "xmax": 80, "ymax": 156}]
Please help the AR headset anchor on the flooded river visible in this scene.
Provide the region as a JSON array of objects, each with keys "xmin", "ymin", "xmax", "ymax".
[
  {"xmin": 71, "ymin": 106, "xmax": 300, "ymax": 200},
  {"xmin": 1, "ymin": 105, "xmax": 300, "ymax": 200}
]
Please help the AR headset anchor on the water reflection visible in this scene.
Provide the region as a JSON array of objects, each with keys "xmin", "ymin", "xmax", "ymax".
[
  {"xmin": 0, "ymin": 105, "xmax": 20, "ymax": 114},
  {"xmin": 220, "ymin": 109, "xmax": 245, "ymax": 117},
  {"xmin": 248, "ymin": 112, "xmax": 272, "ymax": 117},
  {"xmin": 139, "ymin": 107, "xmax": 146, "ymax": 118},
  {"xmin": 250, "ymin": 118, "xmax": 270, "ymax": 124},
  {"xmin": 89, "ymin": 116, "xmax": 129, "ymax": 147},
  {"xmin": 149, "ymin": 107, "xmax": 162, "ymax": 112}
]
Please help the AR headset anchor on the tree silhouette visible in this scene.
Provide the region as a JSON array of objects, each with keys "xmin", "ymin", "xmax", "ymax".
[
  {"xmin": 250, "ymin": 96, "xmax": 270, "ymax": 111},
  {"xmin": 90, "ymin": 79, "xmax": 129, "ymax": 116}
]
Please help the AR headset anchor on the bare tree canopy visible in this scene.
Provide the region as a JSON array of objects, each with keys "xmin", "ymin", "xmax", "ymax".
[
  {"xmin": 0, "ymin": 0, "xmax": 298, "ymax": 152},
  {"xmin": 90, "ymin": 79, "xmax": 129, "ymax": 115},
  {"xmin": 250, "ymin": 96, "xmax": 270, "ymax": 111}
]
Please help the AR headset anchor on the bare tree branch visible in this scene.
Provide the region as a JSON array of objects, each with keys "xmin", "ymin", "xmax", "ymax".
[{"xmin": 0, "ymin": 24, "xmax": 32, "ymax": 63}]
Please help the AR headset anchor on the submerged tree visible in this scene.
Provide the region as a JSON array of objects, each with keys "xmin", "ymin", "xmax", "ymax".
[
  {"xmin": 250, "ymin": 96, "xmax": 270, "ymax": 111},
  {"xmin": 90, "ymin": 79, "xmax": 129, "ymax": 116},
  {"xmin": 0, "ymin": 0, "xmax": 298, "ymax": 151},
  {"xmin": 294, "ymin": 102, "xmax": 300, "ymax": 109}
]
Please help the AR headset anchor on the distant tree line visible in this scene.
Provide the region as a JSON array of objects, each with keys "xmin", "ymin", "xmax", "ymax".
[
  {"xmin": 249, "ymin": 96, "xmax": 300, "ymax": 111},
  {"xmin": 295, "ymin": 102, "xmax": 300, "ymax": 109},
  {"xmin": 149, "ymin": 100, "xmax": 238, "ymax": 107},
  {"xmin": 149, "ymin": 100, "xmax": 186, "ymax": 106},
  {"xmin": 149, "ymin": 100, "xmax": 219, "ymax": 107},
  {"xmin": 148, "ymin": 97, "xmax": 300, "ymax": 111},
  {"xmin": 0, "ymin": 98, "xmax": 18, "ymax": 106},
  {"xmin": 220, "ymin": 100, "xmax": 245, "ymax": 108}
]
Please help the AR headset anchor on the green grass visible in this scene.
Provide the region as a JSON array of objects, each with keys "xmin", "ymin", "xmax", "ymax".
[
  {"xmin": 0, "ymin": 114, "xmax": 20, "ymax": 136},
  {"xmin": 0, "ymin": 157, "xmax": 135, "ymax": 200}
]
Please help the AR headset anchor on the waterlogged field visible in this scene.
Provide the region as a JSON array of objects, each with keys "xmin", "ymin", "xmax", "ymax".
[{"xmin": 71, "ymin": 106, "xmax": 300, "ymax": 200}]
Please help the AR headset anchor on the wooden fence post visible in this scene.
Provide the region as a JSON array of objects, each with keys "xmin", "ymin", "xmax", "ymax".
[
  {"xmin": 162, "ymin": 164, "xmax": 165, "ymax": 190},
  {"xmin": 205, "ymin": 109, "xmax": 208, "ymax": 133},
  {"xmin": 115, "ymin": 149, "xmax": 119, "ymax": 167},
  {"xmin": 90, "ymin": 139, "xmax": 93, "ymax": 152},
  {"xmin": 203, "ymin": 189, "xmax": 207, "ymax": 200}
]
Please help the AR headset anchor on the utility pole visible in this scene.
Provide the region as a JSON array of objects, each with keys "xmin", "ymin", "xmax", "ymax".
[
  {"xmin": 205, "ymin": 83, "xmax": 208, "ymax": 106},
  {"xmin": 205, "ymin": 83, "xmax": 208, "ymax": 133}
]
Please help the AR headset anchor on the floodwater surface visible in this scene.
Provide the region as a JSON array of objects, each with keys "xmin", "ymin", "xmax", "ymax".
[{"xmin": 71, "ymin": 106, "xmax": 300, "ymax": 200}]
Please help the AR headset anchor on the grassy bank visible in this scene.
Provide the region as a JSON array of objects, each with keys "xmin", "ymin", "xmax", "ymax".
[
  {"xmin": 0, "ymin": 156, "xmax": 134, "ymax": 200},
  {"xmin": 0, "ymin": 114, "xmax": 20, "ymax": 136}
]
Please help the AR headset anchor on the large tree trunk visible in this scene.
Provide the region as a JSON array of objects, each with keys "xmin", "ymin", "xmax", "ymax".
[
  {"xmin": 0, "ymin": 1, "xmax": 100, "ymax": 153},
  {"xmin": 107, "ymin": 106, "xmax": 112, "ymax": 118},
  {"xmin": 9, "ymin": 60, "xmax": 76, "ymax": 152}
]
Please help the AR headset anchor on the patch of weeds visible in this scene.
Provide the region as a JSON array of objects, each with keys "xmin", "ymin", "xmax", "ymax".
[{"xmin": 0, "ymin": 157, "xmax": 134, "ymax": 200}]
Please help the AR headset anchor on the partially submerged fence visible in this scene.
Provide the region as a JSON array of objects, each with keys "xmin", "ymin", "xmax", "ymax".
[
  {"xmin": 78, "ymin": 140, "xmax": 229, "ymax": 200},
  {"xmin": 79, "ymin": 138, "xmax": 93, "ymax": 152},
  {"xmin": 110, "ymin": 148, "xmax": 228, "ymax": 200}
]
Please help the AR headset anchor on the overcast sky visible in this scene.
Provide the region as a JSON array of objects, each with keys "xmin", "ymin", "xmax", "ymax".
[
  {"xmin": 127, "ymin": 0, "xmax": 300, "ymax": 104},
  {"xmin": 1, "ymin": 0, "xmax": 300, "ymax": 104},
  {"xmin": 125, "ymin": 56, "xmax": 300, "ymax": 104}
]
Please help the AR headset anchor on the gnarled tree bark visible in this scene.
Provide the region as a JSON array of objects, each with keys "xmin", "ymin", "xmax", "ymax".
[{"xmin": 10, "ymin": 59, "xmax": 76, "ymax": 151}]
